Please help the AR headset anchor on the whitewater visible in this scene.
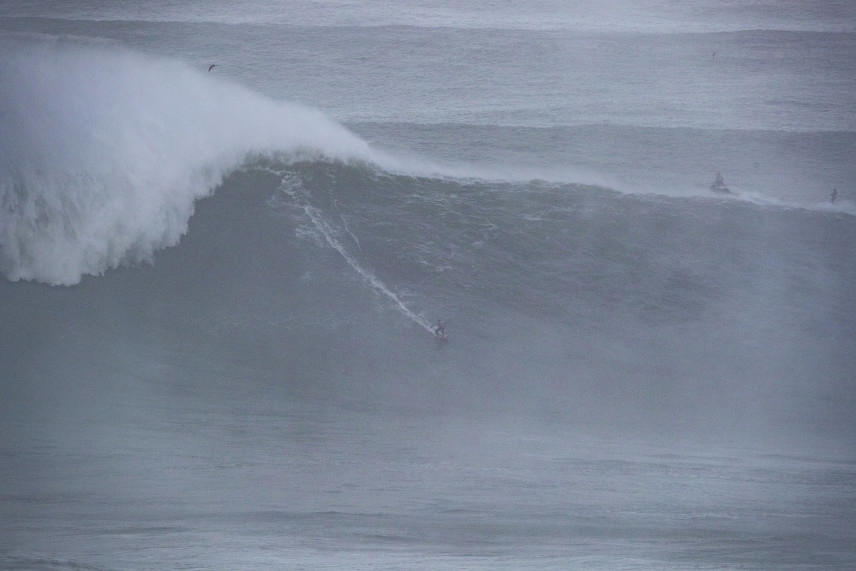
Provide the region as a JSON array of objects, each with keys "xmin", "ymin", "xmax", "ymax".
[
  {"xmin": 0, "ymin": 37, "xmax": 384, "ymax": 284},
  {"xmin": 2, "ymin": 2, "xmax": 856, "ymax": 569}
]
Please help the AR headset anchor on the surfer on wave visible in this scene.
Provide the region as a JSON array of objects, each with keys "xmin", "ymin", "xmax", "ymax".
[
  {"xmin": 433, "ymin": 319, "xmax": 447, "ymax": 340},
  {"xmin": 710, "ymin": 171, "xmax": 730, "ymax": 193}
]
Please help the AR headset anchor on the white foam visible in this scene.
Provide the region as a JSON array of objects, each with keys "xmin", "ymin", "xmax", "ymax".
[{"xmin": 0, "ymin": 36, "xmax": 376, "ymax": 285}]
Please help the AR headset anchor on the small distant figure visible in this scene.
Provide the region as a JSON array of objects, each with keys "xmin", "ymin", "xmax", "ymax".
[
  {"xmin": 208, "ymin": 64, "xmax": 217, "ymax": 72},
  {"xmin": 831, "ymin": 188, "xmax": 838, "ymax": 203},
  {"xmin": 710, "ymin": 171, "xmax": 730, "ymax": 194},
  {"xmin": 433, "ymin": 319, "xmax": 447, "ymax": 340}
]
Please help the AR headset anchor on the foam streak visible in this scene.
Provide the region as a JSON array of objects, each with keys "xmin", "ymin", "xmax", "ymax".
[{"xmin": 279, "ymin": 174, "xmax": 435, "ymax": 334}]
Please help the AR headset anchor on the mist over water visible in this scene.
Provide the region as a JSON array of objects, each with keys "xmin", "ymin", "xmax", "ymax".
[
  {"xmin": 0, "ymin": 37, "xmax": 375, "ymax": 284},
  {"xmin": 2, "ymin": 2, "xmax": 856, "ymax": 569}
]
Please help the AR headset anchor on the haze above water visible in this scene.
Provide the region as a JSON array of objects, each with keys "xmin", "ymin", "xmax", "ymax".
[{"xmin": 1, "ymin": 1, "xmax": 855, "ymax": 569}]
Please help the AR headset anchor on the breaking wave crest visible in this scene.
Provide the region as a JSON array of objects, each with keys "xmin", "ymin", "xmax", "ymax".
[
  {"xmin": 0, "ymin": 35, "xmax": 377, "ymax": 285},
  {"xmin": 3, "ymin": 35, "xmax": 852, "ymax": 287}
]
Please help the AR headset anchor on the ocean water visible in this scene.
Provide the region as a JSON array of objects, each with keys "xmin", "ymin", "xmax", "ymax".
[{"xmin": 2, "ymin": 1, "xmax": 856, "ymax": 569}]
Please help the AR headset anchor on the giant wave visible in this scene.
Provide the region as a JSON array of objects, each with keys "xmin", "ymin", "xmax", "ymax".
[
  {"xmin": 0, "ymin": 36, "xmax": 380, "ymax": 285},
  {"xmin": 5, "ymin": 36, "xmax": 853, "ymax": 287}
]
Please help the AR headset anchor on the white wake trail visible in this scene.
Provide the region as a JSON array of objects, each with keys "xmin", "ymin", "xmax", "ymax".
[{"xmin": 278, "ymin": 174, "xmax": 435, "ymax": 334}]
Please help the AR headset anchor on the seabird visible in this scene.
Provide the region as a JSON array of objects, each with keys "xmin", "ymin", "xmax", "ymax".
[{"xmin": 208, "ymin": 64, "xmax": 216, "ymax": 72}]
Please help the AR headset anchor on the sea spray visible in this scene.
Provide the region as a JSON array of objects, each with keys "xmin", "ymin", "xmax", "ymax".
[{"xmin": 0, "ymin": 36, "xmax": 373, "ymax": 285}]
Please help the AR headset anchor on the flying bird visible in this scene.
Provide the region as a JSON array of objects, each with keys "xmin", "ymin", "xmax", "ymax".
[{"xmin": 208, "ymin": 64, "xmax": 216, "ymax": 72}]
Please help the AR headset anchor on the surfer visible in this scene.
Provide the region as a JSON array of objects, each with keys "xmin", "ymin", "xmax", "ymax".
[
  {"xmin": 433, "ymin": 319, "xmax": 447, "ymax": 339},
  {"xmin": 208, "ymin": 64, "xmax": 216, "ymax": 72},
  {"xmin": 831, "ymin": 188, "xmax": 838, "ymax": 203},
  {"xmin": 710, "ymin": 172, "xmax": 729, "ymax": 193}
]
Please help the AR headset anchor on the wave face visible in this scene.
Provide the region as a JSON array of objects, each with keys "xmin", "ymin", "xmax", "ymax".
[
  {"xmin": 0, "ymin": 37, "xmax": 373, "ymax": 284},
  {"xmin": 8, "ymin": 153, "xmax": 852, "ymax": 438}
]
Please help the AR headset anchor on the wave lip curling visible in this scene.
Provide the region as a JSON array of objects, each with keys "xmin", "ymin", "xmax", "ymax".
[{"xmin": 0, "ymin": 37, "xmax": 373, "ymax": 285}]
